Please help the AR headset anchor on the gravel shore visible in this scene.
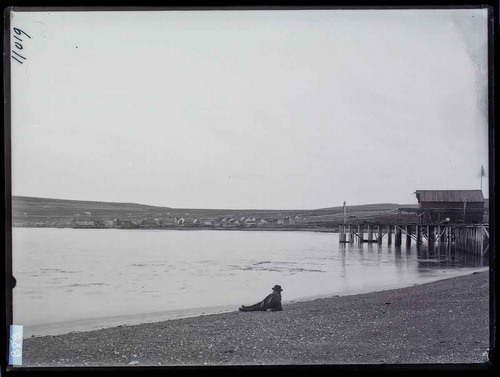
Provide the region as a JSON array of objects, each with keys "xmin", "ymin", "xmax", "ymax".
[{"xmin": 22, "ymin": 271, "xmax": 490, "ymax": 367}]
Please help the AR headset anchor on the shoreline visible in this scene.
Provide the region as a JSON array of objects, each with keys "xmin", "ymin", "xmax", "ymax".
[
  {"xmin": 22, "ymin": 267, "xmax": 488, "ymax": 339},
  {"xmin": 22, "ymin": 271, "xmax": 490, "ymax": 366},
  {"xmin": 14, "ymin": 226, "xmax": 339, "ymax": 232}
]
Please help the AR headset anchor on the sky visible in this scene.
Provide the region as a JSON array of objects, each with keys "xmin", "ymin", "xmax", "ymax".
[{"xmin": 10, "ymin": 9, "xmax": 489, "ymax": 210}]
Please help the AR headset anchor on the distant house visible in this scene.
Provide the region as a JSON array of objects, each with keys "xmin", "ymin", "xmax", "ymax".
[
  {"xmin": 221, "ymin": 219, "xmax": 233, "ymax": 227},
  {"xmin": 161, "ymin": 217, "xmax": 175, "ymax": 226},
  {"xmin": 121, "ymin": 220, "xmax": 134, "ymax": 229},
  {"xmin": 72, "ymin": 217, "xmax": 104, "ymax": 229},
  {"xmin": 257, "ymin": 219, "xmax": 268, "ymax": 226},
  {"xmin": 245, "ymin": 217, "xmax": 257, "ymax": 226},
  {"xmin": 177, "ymin": 217, "xmax": 185, "ymax": 225},
  {"xmin": 139, "ymin": 218, "xmax": 158, "ymax": 228},
  {"xmin": 103, "ymin": 219, "xmax": 114, "ymax": 228},
  {"xmin": 72, "ymin": 219, "xmax": 93, "ymax": 228},
  {"xmin": 415, "ymin": 190, "xmax": 485, "ymax": 224},
  {"xmin": 112, "ymin": 218, "xmax": 134, "ymax": 229},
  {"xmin": 221, "ymin": 218, "xmax": 241, "ymax": 227}
]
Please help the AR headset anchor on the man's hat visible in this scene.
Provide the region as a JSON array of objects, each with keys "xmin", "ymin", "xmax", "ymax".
[{"xmin": 272, "ymin": 285, "xmax": 283, "ymax": 292}]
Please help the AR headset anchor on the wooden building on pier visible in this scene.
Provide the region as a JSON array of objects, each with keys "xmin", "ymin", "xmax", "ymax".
[{"xmin": 414, "ymin": 190, "xmax": 485, "ymax": 224}]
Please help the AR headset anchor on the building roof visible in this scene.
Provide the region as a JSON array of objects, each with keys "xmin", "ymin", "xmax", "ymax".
[{"xmin": 415, "ymin": 190, "xmax": 484, "ymax": 203}]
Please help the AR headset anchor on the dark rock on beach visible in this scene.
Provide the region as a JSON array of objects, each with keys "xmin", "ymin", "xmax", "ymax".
[{"xmin": 22, "ymin": 271, "xmax": 489, "ymax": 367}]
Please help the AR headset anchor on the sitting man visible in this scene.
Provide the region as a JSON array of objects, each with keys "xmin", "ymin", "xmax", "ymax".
[{"xmin": 239, "ymin": 285, "xmax": 283, "ymax": 312}]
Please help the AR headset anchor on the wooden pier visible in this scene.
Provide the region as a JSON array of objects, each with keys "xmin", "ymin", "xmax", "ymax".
[{"xmin": 339, "ymin": 223, "xmax": 489, "ymax": 255}]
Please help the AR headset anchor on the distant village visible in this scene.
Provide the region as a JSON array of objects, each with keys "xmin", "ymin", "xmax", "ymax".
[
  {"xmin": 11, "ymin": 189, "xmax": 488, "ymax": 230},
  {"xmin": 70, "ymin": 213, "xmax": 304, "ymax": 229}
]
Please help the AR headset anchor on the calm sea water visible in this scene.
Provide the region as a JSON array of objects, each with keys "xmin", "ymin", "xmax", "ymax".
[{"xmin": 12, "ymin": 228, "xmax": 487, "ymax": 337}]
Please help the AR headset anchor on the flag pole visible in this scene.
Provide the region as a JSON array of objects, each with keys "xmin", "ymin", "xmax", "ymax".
[{"xmin": 480, "ymin": 165, "xmax": 484, "ymax": 192}]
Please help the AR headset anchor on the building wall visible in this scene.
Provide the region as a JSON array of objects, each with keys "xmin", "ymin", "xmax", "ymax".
[
  {"xmin": 420, "ymin": 202, "xmax": 484, "ymax": 209},
  {"xmin": 419, "ymin": 201, "xmax": 484, "ymax": 223}
]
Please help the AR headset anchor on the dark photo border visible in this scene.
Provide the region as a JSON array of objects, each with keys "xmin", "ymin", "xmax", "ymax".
[{"xmin": 2, "ymin": 1, "xmax": 498, "ymax": 376}]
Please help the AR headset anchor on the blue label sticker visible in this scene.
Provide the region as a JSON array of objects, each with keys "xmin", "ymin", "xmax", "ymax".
[{"xmin": 9, "ymin": 325, "xmax": 23, "ymax": 366}]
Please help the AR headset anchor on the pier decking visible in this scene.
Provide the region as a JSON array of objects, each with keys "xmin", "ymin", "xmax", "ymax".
[{"xmin": 339, "ymin": 223, "xmax": 489, "ymax": 255}]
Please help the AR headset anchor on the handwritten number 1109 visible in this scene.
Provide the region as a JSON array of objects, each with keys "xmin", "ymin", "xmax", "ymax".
[{"xmin": 12, "ymin": 28, "xmax": 31, "ymax": 64}]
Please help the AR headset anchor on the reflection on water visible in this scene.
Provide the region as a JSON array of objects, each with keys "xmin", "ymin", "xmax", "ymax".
[
  {"xmin": 12, "ymin": 228, "xmax": 487, "ymax": 337},
  {"xmin": 339, "ymin": 241, "xmax": 487, "ymax": 276},
  {"xmin": 415, "ymin": 242, "xmax": 487, "ymax": 270}
]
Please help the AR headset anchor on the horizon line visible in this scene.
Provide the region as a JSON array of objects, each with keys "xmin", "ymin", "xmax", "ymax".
[{"xmin": 11, "ymin": 195, "xmax": 420, "ymax": 212}]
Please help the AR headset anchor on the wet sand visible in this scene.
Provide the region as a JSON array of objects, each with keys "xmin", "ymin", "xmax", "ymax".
[{"xmin": 22, "ymin": 271, "xmax": 490, "ymax": 367}]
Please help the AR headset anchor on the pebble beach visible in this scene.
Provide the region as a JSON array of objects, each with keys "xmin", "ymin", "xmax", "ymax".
[{"xmin": 21, "ymin": 271, "xmax": 490, "ymax": 367}]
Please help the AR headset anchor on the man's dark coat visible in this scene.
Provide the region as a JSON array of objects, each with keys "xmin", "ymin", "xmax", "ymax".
[{"xmin": 239, "ymin": 291, "xmax": 282, "ymax": 312}]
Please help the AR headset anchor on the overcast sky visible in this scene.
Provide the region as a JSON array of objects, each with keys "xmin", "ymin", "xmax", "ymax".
[{"xmin": 10, "ymin": 9, "xmax": 489, "ymax": 209}]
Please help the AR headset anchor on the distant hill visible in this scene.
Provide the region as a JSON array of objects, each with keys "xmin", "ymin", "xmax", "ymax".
[
  {"xmin": 12, "ymin": 196, "xmax": 172, "ymax": 219},
  {"xmin": 11, "ymin": 196, "xmax": 418, "ymax": 228},
  {"xmin": 313, "ymin": 203, "xmax": 408, "ymax": 213}
]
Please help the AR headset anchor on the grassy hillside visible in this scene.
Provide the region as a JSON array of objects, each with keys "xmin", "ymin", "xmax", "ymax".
[
  {"xmin": 12, "ymin": 196, "xmax": 172, "ymax": 219},
  {"xmin": 11, "ymin": 196, "xmax": 418, "ymax": 228}
]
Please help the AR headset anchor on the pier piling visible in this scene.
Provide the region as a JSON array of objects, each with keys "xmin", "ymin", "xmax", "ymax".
[
  {"xmin": 337, "ymin": 222, "xmax": 487, "ymax": 255},
  {"xmin": 368, "ymin": 226, "xmax": 373, "ymax": 242},
  {"xmin": 406, "ymin": 225, "xmax": 412, "ymax": 246},
  {"xmin": 395, "ymin": 226, "xmax": 402, "ymax": 246}
]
